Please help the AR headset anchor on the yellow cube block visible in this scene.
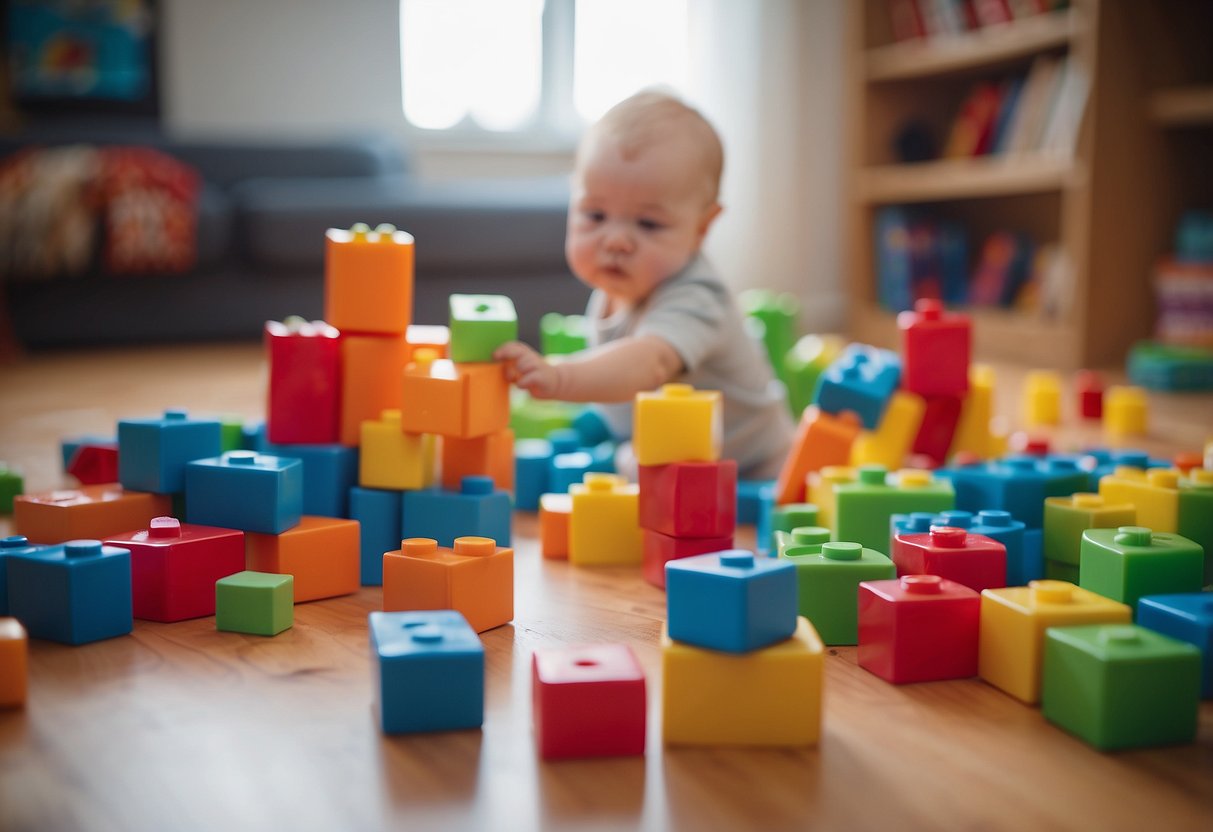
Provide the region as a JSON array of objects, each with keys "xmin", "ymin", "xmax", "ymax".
[
  {"xmin": 1098, "ymin": 466, "xmax": 1180, "ymax": 532},
  {"xmin": 569, "ymin": 473, "xmax": 642, "ymax": 566},
  {"xmin": 979, "ymin": 580, "xmax": 1131, "ymax": 704},
  {"xmin": 807, "ymin": 465, "xmax": 854, "ymax": 531},
  {"xmin": 359, "ymin": 410, "xmax": 435, "ymax": 490},
  {"xmin": 1104, "ymin": 385, "xmax": 1148, "ymax": 438},
  {"xmin": 952, "ymin": 365, "xmax": 997, "ymax": 459},
  {"xmin": 1023, "ymin": 370, "xmax": 1062, "ymax": 428},
  {"xmin": 851, "ymin": 390, "xmax": 925, "ymax": 470},
  {"xmin": 633, "ymin": 384, "xmax": 721, "ymax": 466},
  {"xmin": 662, "ymin": 616, "xmax": 823, "ymax": 746}
]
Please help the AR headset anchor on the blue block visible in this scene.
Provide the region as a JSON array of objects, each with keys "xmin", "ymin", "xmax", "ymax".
[
  {"xmin": 753, "ymin": 484, "xmax": 777, "ymax": 556},
  {"xmin": 549, "ymin": 450, "xmax": 594, "ymax": 494},
  {"xmin": 812, "ymin": 344, "xmax": 901, "ymax": 429},
  {"xmin": 1, "ymin": 535, "xmax": 43, "ymax": 616},
  {"xmin": 890, "ymin": 511, "xmax": 937, "ymax": 553},
  {"xmin": 588, "ymin": 440, "xmax": 617, "ymax": 474},
  {"xmin": 185, "ymin": 451, "xmax": 303, "ymax": 534},
  {"xmin": 1085, "ymin": 448, "xmax": 1174, "ymax": 487},
  {"xmin": 1138, "ymin": 594, "xmax": 1213, "ymax": 698},
  {"xmin": 242, "ymin": 421, "xmax": 269, "ymax": 452},
  {"xmin": 969, "ymin": 509, "xmax": 1036, "ymax": 586},
  {"xmin": 547, "ymin": 428, "xmax": 581, "ymax": 455},
  {"xmin": 937, "ymin": 455, "xmax": 1088, "ymax": 529},
  {"xmin": 349, "ymin": 486, "xmax": 401, "ymax": 586},
  {"xmin": 666, "ymin": 549, "xmax": 798, "ymax": 653},
  {"xmin": 402, "ymin": 476, "xmax": 512, "ymax": 547},
  {"xmin": 369, "ymin": 609, "xmax": 484, "ymax": 734},
  {"xmin": 7, "ymin": 540, "xmax": 132, "ymax": 645},
  {"xmin": 573, "ymin": 408, "xmax": 612, "ymax": 447},
  {"xmin": 265, "ymin": 442, "xmax": 358, "ymax": 517},
  {"xmin": 60, "ymin": 435, "xmax": 114, "ymax": 473},
  {"xmin": 118, "ymin": 409, "xmax": 223, "ymax": 494},
  {"xmin": 738, "ymin": 479, "xmax": 776, "ymax": 525},
  {"xmin": 514, "ymin": 439, "xmax": 553, "ymax": 512}
]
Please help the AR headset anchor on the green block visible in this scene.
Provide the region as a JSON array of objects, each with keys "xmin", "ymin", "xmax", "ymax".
[
  {"xmin": 783, "ymin": 334, "xmax": 843, "ymax": 418},
  {"xmin": 740, "ymin": 289, "xmax": 799, "ymax": 388},
  {"xmin": 219, "ymin": 417, "xmax": 245, "ymax": 453},
  {"xmin": 1042, "ymin": 495, "xmax": 1136, "ymax": 566},
  {"xmin": 1078, "ymin": 526, "xmax": 1204, "ymax": 611},
  {"xmin": 1045, "ymin": 559, "xmax": 1080, "ymax": 583},
  {"xmin": 1042, "ymin": 624, "xmax": 1201, "ymax": 750},
  {"xmin": 216, "ymin": 571, "xmax": 294, "ymax": 636},
  {"xmin": 834, "ymin": 466, "xmax": 954, "ymax": 556},
  {"xmin": 781, "ymin": 541, "xmax": 895, "ymax": 645},
  {"xmin": 1178, "ymin": 474, "xmax": 1213, "ymax": 585},
  {"xmin": 449, "ymin": 294, "xmax": 518, "ymax": 363},
  {"xmin": 772, "ymin": 503, "xmax": 819, "ymax": 536},
  {"xmin": 0, "ymin": 463, "xmax": 23, "ymax": 514},
  {"xmin": 509, "ymin": 390, "xmax": 581, "ymax": 439},
  {"xmin": 775, "ymin": 525, "xmax": 831, "ymax": 558},
  {"xmin": 540, "ymin": 313, "xmax": 589, "ymax": 356}
]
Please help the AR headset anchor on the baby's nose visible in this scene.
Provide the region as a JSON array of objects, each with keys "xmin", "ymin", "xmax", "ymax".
[{"xmin": 604, "ymin": 224, "xmax": 635, "ymax": 253}]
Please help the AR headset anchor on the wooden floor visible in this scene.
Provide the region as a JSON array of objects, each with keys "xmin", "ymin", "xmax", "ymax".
[{"xmin": 0, "ymin": 342, "xmax": 1211, "ymax": 832}]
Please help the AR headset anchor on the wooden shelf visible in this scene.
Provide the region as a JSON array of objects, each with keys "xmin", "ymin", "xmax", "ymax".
[
  {"xmin": 1149, "ymin": 85, "xmax": 1213, "ymax": 126},
  {"xmin": 865, "ymin": 11, "xmax": 1077, "ymax": 82},
  {"xmin": 856, "ymin": 155, "xmax": 1078, "ymax": 204}
]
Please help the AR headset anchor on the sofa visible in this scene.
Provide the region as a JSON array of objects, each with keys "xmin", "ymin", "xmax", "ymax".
[{"xmin": 0, "ymin": 121, "xmax": 588, "ymax": 349}]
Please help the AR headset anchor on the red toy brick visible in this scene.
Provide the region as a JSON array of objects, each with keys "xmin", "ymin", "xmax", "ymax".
[
  {"xmin": 642, "ymin": 530, "xmax": 734, "ymax": 590},
  {"xmin": 67, "ymin": 443, "xmax": 119, "ymax": 485},
  {"xmin": 265, "ymin": 319, "xmax": 341, "ymax": 445},
  {"xmin": 911, "ymin": 393, "xmax": 962, "ymax": 466},
  {"xmin": 1010, "ymin": 432, "xmax": 1051, "ymax": 456},
  {"xmin": 858, "ymin": 575, "xmax": 980, "ymax": 684},
  {"xmin": 637, "ymin": 460, "xmax": 737, "ymax": 538},
  {"xmin": 1075, "ymin": 370, "xmax": 1104, "ymax": 420},
  {"xmin": 891, "ymin": 526, "xmax": 1007, "ymax": 594},
  {"xmin": 898, "ymin": 299, "xmax": 971, "ymax": 398},
  {"xmin": 532, "ymin": 643, "xmax": 646, "ymax": 760}
]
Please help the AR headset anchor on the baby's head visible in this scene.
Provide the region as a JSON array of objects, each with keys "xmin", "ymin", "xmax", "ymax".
[{"xmin": 566, "ymin": 91, "xmax": 724, "ymax": 306}]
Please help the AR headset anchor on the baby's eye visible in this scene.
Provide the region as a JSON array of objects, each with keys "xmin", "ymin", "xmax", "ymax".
[
  {"xmin": 637, "ymin": 218, "xmax": 664, "ymax": 231},
  {"xmin": 583, "ymin": 210, "xmax": 606, "ymax": 223}
]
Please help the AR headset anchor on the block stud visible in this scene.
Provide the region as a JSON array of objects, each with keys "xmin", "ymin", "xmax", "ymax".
[
  {"xmin": 857, "ymin": 465, "xmax": 887, "ymax": 485},
  {"xmin": 1114, "ymin": 526, "xmax": 1153, "ymax": 547},
  {"xmin": 148, "ymin": 516, "xmax": 181, "ymax": 538},
  {"xmin": 410, "ymin": 625, "xmax": 444, "ymax": 644},
  {"xmin": 1147, "ymin": 469, "xmax": 1179, "ymax": 489},
  {"xmin": 790, "ymin": 526, "xmax": 831, "ymax": 546},
  {"xmin": 822, "ymin": 542, "xmax": 862, "ymax": 561},
  {"xmin": 1098, "ymin": 625, "xmax": 1142, "ymax": 647},
  {"xmin": 1, "ymin": 536, "xmax": 29, "ymax": 549},
  {"xmin": 901, "ymin": 574, "xmax": 942, "ymax": 594},
  {"xmin": 401, "ymin": 538, "xmax": 439, "ymax": 556},
  {"xmin": 453, "ymin": 536, "xmax": 496, "ymax": 557},
  {"xmin": 898, "ymin": 469, "xmax": 932, "ymax": 487},
  {"xmin": 1029, "ymin": 580, "xmax": 1074, "ymax": 604},
  {"xmin": 1072, "ymin": 493, "xmax": 1104, "ymax": 509},
  {"xmin": 227, "ymin": 451, "xmax": 258, "ymax": 466},
  {"xmin": 928, "ymin": 526, "xmax": 967, "ymax": 547},
  {"xmin": 975, "ymin": 510, "xmax": 1013, "ymax": 527},
  {"xmin": 64, "ymin": 540, "xmax": 102, "ymax": 558},
  {"xmin": 719, "ymin": 551, "xmax": 755, "ymax": 569}
]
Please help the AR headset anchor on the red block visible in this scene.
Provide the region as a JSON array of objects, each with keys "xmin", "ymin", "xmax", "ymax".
[
  {"xmin": 265, "ymin": 319, "xmax": 341, "ymax": 444},
  {"xmin": 67, "ymin": 443, "xmax": 119, "ymax": 485},
  {"xmin": 891, "ymin": 526, "xmax": 1007, "ymax": 594},
  {"xmin": 106, "ymin": 516, "xmax": 245, "ymax": 622},
  {"xmin": 637, "ymin": 460, "xmax": 737, "ymax": 538},
  {"xmin": 642, "ymin": 530, "xmax": 734, "ymax": 590},
  {"xmin": 911, "ymin": 394, "xmax": 962, "ymax": 466},
  {"xmin": 1009, "ymin": 431, "xmax": 1051, "ymax": 456},
  {"xmin": 857, "ymin": 575, "xmax": 980, "ymax": 684},
  {"xmin": 898, "ymin": 299, "xmax": 971, "ymax": 397},
  {"xmin": 1075, "ymin": 370, "xmax": 1103, "ymax": 420},
  {"xmin": 532, "ymin": 643, "xmax": 646, "ymax": 760}
]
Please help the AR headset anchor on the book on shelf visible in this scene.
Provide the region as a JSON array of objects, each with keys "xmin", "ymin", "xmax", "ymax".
[
  {"xmin": 1038, "ymin": 55, "xmax": 1089, "ymax": 158},
  {"xmin": 886, "ymin": 0, "xmax": 1066, "ymax": 42},
  {"xmin": 1002, "ymin": 54, "xmax": 1061, "ymax": 154},
  {"xmin": 988, "ymin": 75, "xmax": 1025, "ymax": 154},
  {"xmin": 944, "ymin": 82, "xmax": 1003, "ymax": 157}
]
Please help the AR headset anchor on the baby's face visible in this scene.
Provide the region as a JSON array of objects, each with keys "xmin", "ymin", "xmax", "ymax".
[{"xmin": 566, "ymin": 137, "xmax": 719, "ymax": 306}]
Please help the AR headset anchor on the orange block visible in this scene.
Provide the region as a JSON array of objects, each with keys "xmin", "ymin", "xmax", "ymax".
[
  {"xmin": 340, "ymin": 334, "xmax": 408, "ymax": 446},
  {"xmin": 14, "ymin": 484, "xmax": 172, "ymax": 544},
  {"xmin": 245, "ymin": 516, "xmax": 360, "ymax": 603},
  {"xmin": 400, "ymin": 357, "xmax": 510, "ymax": 439},
  {"xmin": 382, "ymin": 536, "xmax": 513, "ymax": 633},
  {"xmin": 324, "ymin": 224, "xmax": 414, "ymax": 335},
  {"xmin": 0, "ymin": 618, "xmax": 28, "ymax": 709},
  {"xmin": 775, "ymin": 407, "xmax": 861, "ymax": 505},
  {"xmin": 405, "ymin": 324, "xmax": 450, "ymax": 361},
  {"xmin": 539, "ymin": 493, "xmax": 572, "ymax": 560},
  {"xmin": 441, "ymin": 428, "xmax": 515, "ymax": 491}
]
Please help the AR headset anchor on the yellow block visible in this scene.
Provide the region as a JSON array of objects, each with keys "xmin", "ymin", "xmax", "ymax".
[
  {"xmin": 850, "ymin": 391, "xmax": 925, "ymax": 470},
  {"xmin": 1103, "ymin": 385, "xmax": 1148, "ymax": 438},
  {"xmin": 979, "ymin": 581, "xmax": 1130, "ymax": 704},
  {"xmin": 952, "ymin": 365, "xmax": 997, "ymax": 459},
  {"xmin": 1023, "ymin": 370, "xmax": 1062, "ymax": 428},
  {"xmin": 662, "ymin": 617, "xmax": 823, "ymax": 746},
  {"xmin": 633, "ymin": 384, "xmax": 721, "ymax": 466},
  {"xmin": 808, "ymin": 465, "xmax": 855, "ymax": 531},
  {"xmin": 569, "ymin": 473, "xmax": 643, "ymax": 566},
  {"xmin": 359, "ymin": 410, "xmax": 435, "ymax": 490},
  {"xmin": 1098, "ymin": 466, "xmax": 1180, "ymax": 532}
]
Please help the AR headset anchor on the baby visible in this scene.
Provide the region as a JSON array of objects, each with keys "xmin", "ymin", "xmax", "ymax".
[{"xmin": 494, "ymin": 90, "xmax": 794, "ymax": 480}]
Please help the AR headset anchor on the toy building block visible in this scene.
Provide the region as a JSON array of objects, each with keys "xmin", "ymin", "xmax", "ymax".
[
  {"xmin": 0, "ymin": 462, "xmax": 24, "ymax": 514},
  {"xmin": 7, "ymin": 540, "xmax": 132, "ymax": 645},
  {"xmin": 898, "ymin": 299, "xmax": 971, "ymax": 397},
  {"xmin": 339, "ymin": 333, "xmax": 408, "ymax": 447},
  {"xmin": 533, "ymin": 643, "xmax": 646, "ymax": 760},
  {"xmin": 14, "ymin": 485, "xmax": 172, "ymax": 545},
  {"xmin": 540, "ymin": 312, "xmax": 589, "ymax": 356},
  {"xmin": 0, "ymin": 618, "xmax": 27, "ymax": 708},
  {"xmin": 60, "ymin": 435, "xmax": 114, "ymax": 473},
  {"xmin": 1103, "ymin": 385, "xmax": 1148, "ymax": 438},
  {"xmin": 807, "ymin": 465, "xmax": 855, "ymax": 530},
  {"xmin": 850, "ymin": 391, "xmax": 925, "ymax": 471},
  {"xmin": 515, "ymin": 439, "xmax": 553, "ymax": 511},
  {"xmin": 858, "ymin": 575, "xmax": 980, "ymax": 684},
  {"xmin": 740, "ymin": 289, "xmax": 800, "ymax": 383},
  {"xmin": 264, "ymin": 441, "xmax": 359, "ymax": 518},
  {"xmin": 950, "ymin": 364, "xmax": 999, "ymax": 460},
  {"xmin": 449, "ymin": 294, "xmax": 517, "ymax": 363},
  {"xmin": 1, "ymin": 536, "xmax": 41, "ymax": 615},
  {"xmin": 643, "ymin": 530, "xmax": 733, "ymax": 590},
  {"xmin": 441, "ymin": 428, "xmax": 514, "ymax": 493},
  {"xmin": 324, "ymin": 223, "xmax": 414, "ymax": 335},
  {"xmin": 246, "ymin": 516, "xmax": 360, "ymax": 603},
  {"xmin": 770, "ymin": 502, "xmax": 819, "ymax": 539},
  {"xmin": 1008, "ymin": 432, "xmax": 1052, "ymax": 457},
  {"xmin": 549, "ymin": 449, "xmax": 594, "ymax": 495},
  {"xmin": 911, "ymin": 394, "xmax": 963, "ymax": 466},
  {"xmin": 1043, "ymin": 493, "xmax": 1136, "ymax": 571},
  {"xmin": 781, "ymin": 541, "xmax": 895, "ymax": 645},
  {"xmin": 776, "ymin": 408, "xmax": 861, "ymax": 505},
  {"xmin": 737, "ymin": 479, "xmax": 775, "ymax": 525},
  {"xmin": 1079, "ymin": 527, "xmax": 1204, "ymax": 611},
  {"xmin": 774, "ymin": 525, "xmax": 831, "ymax": 558},
  {"xmin": 405, "ymin": 324, "xmax": 451, "ymax": 362},
  {"xmin": 509, "ymin": 390, "xmax": 580, "ymax": 440},
  {"xmin": 969, "ymin": 510, "xmax": 1038, "ymax": 587},
  {"xmin": 265, "ymin": 318, "xmax": 341, "ymax": 445},
  {"xmin": 1177, "ymin": 468, "xmax": 1213, "ymax": 584},
  {"xmin": 569, "ymin": 473, "xmax": 642, "ymax": 567},
  {"xmin": 382, "ymin": 536, "xmax": 512, "ymax": 632},
  {"xmin": 1098, "ymin": 466, "xmax": 1179, "ymax": 532},
  {"xmin": 784, "ymin": 333, "xmax": 845, "ymax": 417},
  {"xmin": 539, "ymin": 493, "xmax": 572, "ymax": 560},
  {"xmin": 401, "ymin": 476, "xmax": 512, "ymax": 547},
  {"xmin": 105, "ymin": 517, "xmax": 244, "ymax": 622},
  {"xmin": 1042, "ymin": 624, "xmax": 1201, "ymax": 750},
  {"xmin": 349, "ymin": 486, "xmax": 402, "ymax": 586},
  {"xmin": 891, "ymin": 526, "xmax": 1007, "ymax": 594},
  {"xmin": 1022, "ymin": 370, "xmax": 1062, "ymax": 428},
  {"xmin": 360, "ymin": 410, "xmax": 436, "ymax": 491},
  {"xmin": 638, "ymin": 460, "xmax": 737, "ymax": 538},
  {"xmin": 834, "ymin": 466, "xmax": 954, "ymax": 554},
  {"xmin": 215, "ymin": 571, "xmax": 294, "ymax": 636},
  {"xmin": 662, "ymin": 616, "xmax": 823, "ymax": 746},
  {"xmin": 1137, "ymin": 594, "xmax": 1213, "ymax": 698},
  {"xmin": 66, "ymin": 443, "xmax": 119, "ymax": 486},
  {"xmin": 369, "ymin": 610, "xmax": 483, "ymax": 735},
  {"xmin": 118, "ymin": 409, "xmax": 223, "ymax": 495},
  {"xmin": 1083, "ymin": 448, "xmax": 1172, "ymax": 485},
  {"xmin": 219, "ymin": 416, "xmax": 245, "ymax": 453},
  {"xmin": 812, "ymin": 343, "xmax": 901, "ymax": 429},
  {"xmin": 185, "ymin": 451, "xmax": 303, "ymax": 535},
  {"xmin": 633, "ymin": 384, "xmax": 722, "ymax": 466},
  {"xmin": 1172, "ymin": 451, "xmax": 1204, "ymax": 475},
  {"xmin": 979, "ymin": 581, "xmax": 1131, "ymax": 704},
  {"xmin": 666, "ymin": 550, "xmax": 797, "ymax": 653},
  {"xmin": 400, "ymin": 354, "xmax": 510, "ymax": 440},
  {"xmin": 1075, "ymin": 370, "xmax": 1104, "ymax": 420},
  {"xmin": 572, "ymin": 408, "xmax": 612, "ymax": 447},
  {"xmin": 940, "ymin": 455, "xmax": 1089, "ymax": 529}
]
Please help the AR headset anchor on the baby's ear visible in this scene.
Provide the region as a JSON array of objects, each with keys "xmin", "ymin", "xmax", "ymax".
[{"xmin": 698, "ymin": 202, "xmax": 723, "ymax": 239}]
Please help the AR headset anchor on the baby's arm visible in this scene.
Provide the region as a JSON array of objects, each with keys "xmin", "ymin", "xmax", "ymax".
[{"xmin": 494, "ymin": 336, "xmax": 683, "ymax": 403}]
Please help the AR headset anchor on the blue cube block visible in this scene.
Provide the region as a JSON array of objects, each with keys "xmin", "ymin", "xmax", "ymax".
[
  {"xmin": 738, "ymin": 479, "xmax": 776, "ymax": 525},
  {"xmin": 514, "ymin": 438, "xmax": 553, "ymax": 511},
  {"xmin": 968, "ymin": 509, "xmax": 1036, "ymax": 586},
  {"xmin": 265, "ymin": 442, "xmax": 358, "ymax": 517},
  {"xmin": 369, "ymin": 609, "xmax": 484, "ymax": 734},
  {"xmin": 573, "ymin": 408, "xmax": 612, "ymax": 447},
  {"xmin": 812, "ymin": 344, "xmax": 901, "ymax": 429},
  {"xmin": 402, "ymin": 476, "xmax": 512, "ymax": 547},
  {"xmin": 547, "ymin": 428, "xmax": 581, "ymax": 455},
  {"xmin": 938, "ymin": 455, "xmax": 1088, "ymax": 529},
  {"xmin": 242, "ymin": 421, "xmax": 269, "ymax": 452},
  {"xmin": 349, "ymin": 486, "xmax": 402, "ymax": 586},
  {"xmin": 549, "ymin": 450, "xmax": 594, "ymax": 494},
  {"xmin": 588, "ymin": 440, "xmax": 617, "ymax": 474},
  {"xmin": 753, "ymin": 484, "xmax": 777, "ymax": 556},
  {"xmin": 1138, "ymin": 594, "xmax": 1213, "ymax": 698},
  {"xmin": 7, "ymin": 540, "xmax": 132, "ymax": 645},
  {"xmin": 118, "ymin": 409, "xmax": 223, "ymax": 494},
  {"xmin": 1, "ymin": 535, "xmax": 43, "ymax": 616},
  {"xmin": 185, "ymin": 451, "xmax": 303, "ymax": 534},
  {"xmin": 666, "ymin": 549, "xmax": 798, "ymax": 653}
]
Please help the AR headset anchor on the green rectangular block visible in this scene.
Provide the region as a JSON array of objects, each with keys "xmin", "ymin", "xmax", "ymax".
[
  {"xmin": 1177, "ymin": 473, "xmax": 1213, "ymax": 585},
  {"xmin": 449, "ymin": 294, "xmax": 518, "ymax": 363},
  {"xmin": 1078, "ymin": 526, "xmax": 1204, "ymax": 611},
  {"xmin": 509, "ymin": 391, "xmax": 581, "ymax": 440},
  {"xmin": 0, "ymin": 464, "xmax": 23, "ymax": 514},
  {"xmin": 1043, "ymin": 494, "xmax": 1136, "ymax": 566},
  {"xmin": 539, "ymin": 313, "xmax": 588, "ymax": 356},
  {"xmin": 781, "ymin": 541, "xmax": 895, "ymax": 645},
  {"xmin": 835, "ymin": 466, "xmax": 954, "ymax": 556},
  {"xmin": 216, "ymin": 571, "xmax": 294, "ymax": 636},
  {"xmin": 772, "ymin": 503, "xmax": 820, "ymax": 536},
  {"xmin": 219, "ymin": 417, "xmax": 245, "ymax": 453}
]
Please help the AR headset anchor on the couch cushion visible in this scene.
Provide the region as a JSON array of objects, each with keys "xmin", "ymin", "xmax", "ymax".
[{"xmin": 194, "ymin": 180, "xmax": 232, "ymax": 270}]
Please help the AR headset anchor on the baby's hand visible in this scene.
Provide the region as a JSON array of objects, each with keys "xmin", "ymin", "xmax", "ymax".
[{"xmin": 494, "ymin": 341, "xmax": 563, "ymax": 399}]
